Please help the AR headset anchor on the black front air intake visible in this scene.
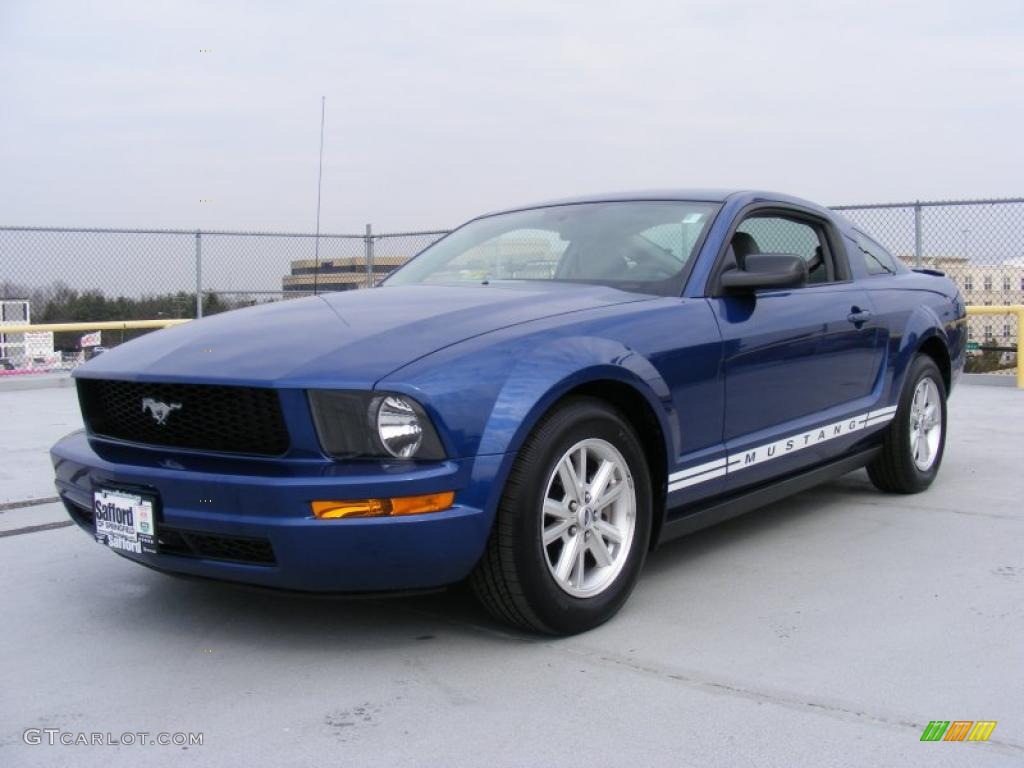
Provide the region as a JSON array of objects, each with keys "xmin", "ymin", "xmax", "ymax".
[
  {"xmin": 157, "ymin": 527, "xmax": 277, "ymax": 565},
  {"xmin": 77, "ymin": 379, "xmax": 290, "ymax": 456}
]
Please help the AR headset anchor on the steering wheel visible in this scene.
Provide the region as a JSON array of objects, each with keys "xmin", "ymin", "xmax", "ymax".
[{"xmin": 615, "ymin": 243, "xmax": 680, "ymax": 280}]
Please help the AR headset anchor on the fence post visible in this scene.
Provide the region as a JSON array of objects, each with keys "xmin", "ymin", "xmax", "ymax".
[
  {"xmin": 365, "ymin": 223, "xmax": 374, "ymax": 288},
  {"xmin": 913, "ymin": 201, "xmax": 923, "ymax": 268},
  {"xmin": 194, "ymin": 231, "xmax": 203, "ymax": 318}
]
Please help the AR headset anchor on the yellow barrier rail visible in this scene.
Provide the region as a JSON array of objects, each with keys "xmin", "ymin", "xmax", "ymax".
[
  {"xmin": 0, "ymin": 319, "xmax": 190, "ymax": 334},
  {"xmin": 965, "ymin": 305, "xmax": 1023, "ymax": 389}
]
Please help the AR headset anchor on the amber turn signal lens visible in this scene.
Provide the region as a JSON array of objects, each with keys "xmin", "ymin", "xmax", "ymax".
[
  {"xmin": 312, "ymin": 498, "xmax": 386, "ymax": 519},
  {"xmin": 312, "ymin": 491, "xmax": 455, "ymax": 519},
  {"xmin": 387, "ymin": 491, "xmax": 455, "ymax": 516}
]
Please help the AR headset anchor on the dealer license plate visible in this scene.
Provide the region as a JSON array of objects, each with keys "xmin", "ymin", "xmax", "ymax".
[{"xmin": 93, "ymin": 489, "xmax": 158, "ymax": 555}]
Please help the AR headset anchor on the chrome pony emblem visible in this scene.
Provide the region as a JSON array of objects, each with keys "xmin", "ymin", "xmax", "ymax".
[{"xmin": 141, "ymin": 397, "xmax": 182, "ymax": 425}]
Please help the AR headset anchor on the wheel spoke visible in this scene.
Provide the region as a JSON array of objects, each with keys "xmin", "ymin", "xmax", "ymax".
[
  {"xmin": 557, "ymin": 456, "xmax": 583, "ymax": 503},
  {"xmin": 594, "ymin": 519, "xmax": 623, "ymax": 545},
  {"xmin": 543, "ymin": 499, "xmax": 572, "ymax": 520},
  {"xmin": 911, "ymin": 388, "xmax": 923, "ymax": 416},
  {"xmin": 543, "ymin": 519, "xmax": 573, "ymax": 545},
  {"xmin": 594, "ymin": 481, "xmax": 624, "ymax": 511},
  {"xmin": 572, "ymin": 541, "xmax": 586, "ymax": 588},
  {"xmin": 918, "ymin": 433, "xmax": 931, "ymax": 463},
  {"xmin": 589, "ymin": 459, "xmax": 615, "ymax": 503},
  {"xmin": 555, "ymin": 533, "xmax": 581, "ymax": 583},
  {"xmin": 589, "ymin": 532, "xmax": 613, "ymax": 567}
]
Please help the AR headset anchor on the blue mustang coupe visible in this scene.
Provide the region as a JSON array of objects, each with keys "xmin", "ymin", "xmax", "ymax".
[{"xmin": 52, "ymin": 190, "xmax": 966, "ymax": 634}]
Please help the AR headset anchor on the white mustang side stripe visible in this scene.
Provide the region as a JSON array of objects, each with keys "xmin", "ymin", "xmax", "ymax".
[
  {"xmin": 667, "ymin": 459, "xmax": 729, "ymax": 490},
  {"xmin": 667, "ymin": 406, "xmax": 897, "ymax": 492}
]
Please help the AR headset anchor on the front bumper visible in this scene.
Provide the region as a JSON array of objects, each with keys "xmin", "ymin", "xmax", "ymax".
[{"xmin": 51, "ymin": 431, "xmax": 504, "ymax": 592}]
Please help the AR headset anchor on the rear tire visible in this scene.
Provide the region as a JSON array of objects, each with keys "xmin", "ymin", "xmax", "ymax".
[
  {"xmin": 867, "ymin": 355, "xmax": 947, "ymax": 494},
  {"xmin": 470, "ymin": 397, "xmax": 652, "ymax": 635}
]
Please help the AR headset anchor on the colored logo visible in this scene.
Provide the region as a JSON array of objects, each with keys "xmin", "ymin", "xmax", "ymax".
[{"xmin": 920, "ymin": 721, "xmax": 996, "ymax": 742}]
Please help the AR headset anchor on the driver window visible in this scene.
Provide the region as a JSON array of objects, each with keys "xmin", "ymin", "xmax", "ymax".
[{"xmin": 735, "ymin": 215, "xmax": 833, "ymax": 284}]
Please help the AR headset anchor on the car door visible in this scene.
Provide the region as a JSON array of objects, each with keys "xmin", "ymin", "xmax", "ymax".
[{"xmin": 706, "ymin": 207, "xmax": 884, "ymax": 492}]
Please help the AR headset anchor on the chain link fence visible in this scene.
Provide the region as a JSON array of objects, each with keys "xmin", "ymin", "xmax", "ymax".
[
  {"xmin": 0, "ymin": 225, "xmax": 448, "ymax": 310},
  {"xmin": 833, "ymin": 198, "xmax": 1024, "ymax": 375},
  {"xmin": 0, "ymin": 225, "xmax": 448, "ymax": 368},
  {"xmin": 2, "ymin": 198, "xmax": 1021, "ymax": 373}
]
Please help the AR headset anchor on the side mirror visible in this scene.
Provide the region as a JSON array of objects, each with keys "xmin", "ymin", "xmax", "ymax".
[{"xmin": 719, "ymin": 253, "xmax": 808, "ymax": 292}]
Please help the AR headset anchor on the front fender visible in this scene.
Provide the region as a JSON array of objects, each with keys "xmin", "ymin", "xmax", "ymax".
[
  {"xmin": 379, "ymin": 330, "xmax": 675, "ymax": 460},
  {"xmin": 376, "ymin": 325, "xmax": 678, "ymax": 524},
  {"xmin": 477, "ymin": 335, "xmax": 675, "ymax": 457}
]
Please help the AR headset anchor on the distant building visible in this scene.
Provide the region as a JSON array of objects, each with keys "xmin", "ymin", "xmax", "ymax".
[
  {"xmin": 0, "ymin": 299, "xmax": 56, "ymax": 368},
  {"xmin": 281, "ymin": 236, "xmax": 559, "ymax": 293},
  {"xmin": 281, "ymin": 256, "xmax": 408, "ymax": 293},
  {"xmin": 0, "ymin": 298, "xmax": 31, "ymax": 365},
  {"xmin": 919, "ymin": 255, "xmax": 1024, "ymax": 345}
]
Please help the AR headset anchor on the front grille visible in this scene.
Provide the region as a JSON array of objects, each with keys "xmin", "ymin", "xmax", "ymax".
[
  {"xmin": 77, "ymin": 379, "xmax": 289, "ymax": 456},
  {"xmin": 157, "ymin": 528, "xmax": 276, "ymax": 565}
]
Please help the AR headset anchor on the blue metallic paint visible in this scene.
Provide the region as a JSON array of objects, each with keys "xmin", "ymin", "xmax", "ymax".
[
  {"xmin": 710, "ymin": 283, "xmax": 883, "ymax": 442},
  {"xmin": 54, "ymin": 429, "xmax": 504, "ymax": 591},
  {"xmin": 74, "ymin": 282, "xmax": 653, "ymax": 391},
  {"xmin": 51, "ymin": 189, "xmax": 966, "ymax": 593}
]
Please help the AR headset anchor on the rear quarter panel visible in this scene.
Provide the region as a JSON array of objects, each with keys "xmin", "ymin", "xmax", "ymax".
[{"xmin": 860, "ymin": 270, "xmax": 966, "ymax": 399}]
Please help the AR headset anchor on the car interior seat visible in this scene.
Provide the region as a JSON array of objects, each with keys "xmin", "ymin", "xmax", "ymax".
[{"xmin": 806, "ymin": 245, "xmax": 827, "ymax": 283}]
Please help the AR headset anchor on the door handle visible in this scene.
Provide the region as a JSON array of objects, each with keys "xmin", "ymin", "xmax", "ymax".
[{"xmin": 847, "ymin": 307, "xmax": 872, "ymax": 326}]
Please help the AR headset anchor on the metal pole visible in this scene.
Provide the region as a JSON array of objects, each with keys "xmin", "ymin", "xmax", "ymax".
[
  {"xmin": 913, "ymin": 201, "xmax": 923, "ymax": 268},
  {"xmin": 313, "ymin": 96, "xmax": 326, "ymax": 296},
  {"xmin": 365, "ymin": 224, "xmax": 374, "ymax": 287},
  {"xmin": 195, "ymin": 231, "xmax": 203, "ymax": 318}
]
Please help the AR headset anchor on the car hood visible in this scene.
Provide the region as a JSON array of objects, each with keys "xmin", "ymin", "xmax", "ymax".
[{"xmin": 75, "ymin": 283, "xmax": 654, "ymax": 387}]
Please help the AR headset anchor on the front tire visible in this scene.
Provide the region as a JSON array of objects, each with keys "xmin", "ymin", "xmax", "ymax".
[
  {"xmin": 470, "ymin": 397, "xmax": 652, "ymax": 635},
  {"xmin": 867, "ymin": 355, "xmax": 947, "ymax": 493}
]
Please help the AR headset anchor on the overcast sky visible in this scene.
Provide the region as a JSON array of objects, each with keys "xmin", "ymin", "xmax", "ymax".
[{"xmin": 1, "ymin": 0, "xmax": 1022, "ymax": 234}]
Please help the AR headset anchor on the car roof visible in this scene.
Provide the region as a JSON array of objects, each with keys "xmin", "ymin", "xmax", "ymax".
[{"xmin": 481, "ymin": 189, "xmax": 834, "ymax": 218}]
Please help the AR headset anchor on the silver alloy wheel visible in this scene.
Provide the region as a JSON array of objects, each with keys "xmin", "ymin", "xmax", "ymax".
[
  {"xmin": 541, "ymin": 438, "xmax": 636, "ymax": 598},
  {"xmin": 909, "ymin": 377, "xmax": 943, "ymax": 471}
]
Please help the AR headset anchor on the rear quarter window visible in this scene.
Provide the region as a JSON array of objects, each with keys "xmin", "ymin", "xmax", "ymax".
[{"xmin": 854, "ymin": 232, "xmax": 903, "ymax": 276}]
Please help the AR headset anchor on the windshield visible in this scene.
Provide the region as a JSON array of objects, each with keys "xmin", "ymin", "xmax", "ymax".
[{"xmin": 383, "ymin": 201, "xmax": 719, "ymax": 296}]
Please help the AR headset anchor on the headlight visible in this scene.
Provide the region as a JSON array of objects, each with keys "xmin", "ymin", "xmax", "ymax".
[
  {"xmin": 307, "ymin": 390, "xmax": 446, "ymax": 460},
  {"xmin": 377, "ymin": 395, "xmax": 425, "ymax": 457}
]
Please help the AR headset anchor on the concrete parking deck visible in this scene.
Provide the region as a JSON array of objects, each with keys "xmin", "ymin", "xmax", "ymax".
[{"xmin": 1, "ymin": 383, "xmax": 1021, "ymax": 767}]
